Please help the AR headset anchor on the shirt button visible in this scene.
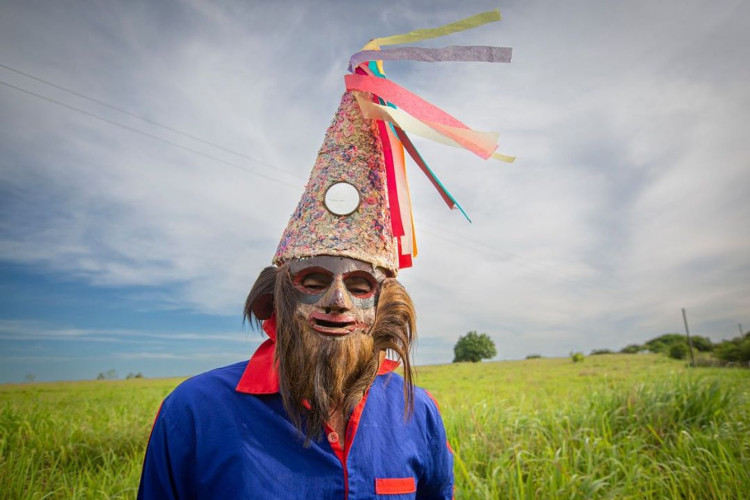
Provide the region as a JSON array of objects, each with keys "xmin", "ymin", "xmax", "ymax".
[{"xmin": 327, "ymin": 431, "xmax": 339, "ymax": 443}]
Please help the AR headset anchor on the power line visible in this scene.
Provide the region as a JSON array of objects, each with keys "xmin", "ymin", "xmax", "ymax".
[
  {"xmin": 419, "ymin": 221, "xmax": 619, "ymax": 295},
  {"xmin": 0, "ymin": 63, "xmax": 302, "ymax": 181},
  {"xmin": 0, "ymin": 66, "xmax": 615, "ymax": 295},
  {"xmin": 0, "ymin": 79, "xmax": 302, "ymax": 189}
]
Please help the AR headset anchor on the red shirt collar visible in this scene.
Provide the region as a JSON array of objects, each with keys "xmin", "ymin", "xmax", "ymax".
[{"xmin": 235, "ymin": 314, "xmax": 399, "ymax": 395}]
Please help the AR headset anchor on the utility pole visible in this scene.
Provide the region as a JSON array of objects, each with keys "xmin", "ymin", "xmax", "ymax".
[
  {"xmin": 682, "ymin": 308, "xmax": 696, "ymax": 367},
  {"xmin": 740, "ymin": 323, "xmax": 744, "ymax": 336}
]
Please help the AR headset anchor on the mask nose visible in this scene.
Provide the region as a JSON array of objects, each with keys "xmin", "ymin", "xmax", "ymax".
[{"xmin": 321, "ymin": 277, "xmax": 353, "ymax": 313}]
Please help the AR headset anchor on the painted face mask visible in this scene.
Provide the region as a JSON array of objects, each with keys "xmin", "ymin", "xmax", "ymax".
[{"xmin": 289, "ymin": 255, "xmax": 386, "ymax": 337}]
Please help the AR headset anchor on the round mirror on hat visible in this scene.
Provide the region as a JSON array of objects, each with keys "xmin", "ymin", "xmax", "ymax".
[{"xmin": 324, "ymin": 182, "xmax": 361, "ymax": 216}]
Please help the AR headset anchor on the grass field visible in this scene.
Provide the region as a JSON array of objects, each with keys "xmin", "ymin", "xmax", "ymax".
[{"xmin": 1, "ymin": 354, "xmax": 748, "ymax": 499}]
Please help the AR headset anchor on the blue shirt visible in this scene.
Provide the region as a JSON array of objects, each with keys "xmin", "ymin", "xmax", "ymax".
[{"xmin": 138, "ymin": 321, "xmax": 453, "ymax": 499}]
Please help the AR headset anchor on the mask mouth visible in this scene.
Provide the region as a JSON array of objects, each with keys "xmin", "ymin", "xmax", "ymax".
[{"xmin": 308, "ymin": 312, "xmax": 362, "ymax": 336}]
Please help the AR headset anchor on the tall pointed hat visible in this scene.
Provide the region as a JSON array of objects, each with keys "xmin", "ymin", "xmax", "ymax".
[
  {"xmin": 273, "ymin": 9, "xmax": 515, "ymax": 274},
  {"xmin": 273, "ymin": 91, "xmax": 398, "ymax": 272}
]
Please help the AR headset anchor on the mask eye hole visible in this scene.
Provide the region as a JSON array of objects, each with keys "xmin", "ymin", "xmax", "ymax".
[
  {"xmin": 296, "ymin": 272, "xmax": 332, "ymax": 293},
  {"xmin": 343, "ymin": 272, "xmax": 378, "ymax": 298}
]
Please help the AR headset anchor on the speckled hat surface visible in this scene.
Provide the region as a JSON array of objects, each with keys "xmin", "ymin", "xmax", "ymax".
[{"xmin": 272, "ymin": 91, "xmax": 397, "ymax": 273}]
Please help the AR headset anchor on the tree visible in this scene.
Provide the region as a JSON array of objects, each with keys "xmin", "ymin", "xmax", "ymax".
[
  {"xmin": 453, "ymin": 331, "xmax": 496, "ymax": 363},
  {"xmin": 96, "ymin": 369, "xmax": 118, "ymax": 380},
  {"xmin": 690, "ymin": 335, "xmax": 714, "ymax": 352},
  {"xmin": 643, "ymin": 334, "xmax": 686, "ymax": 354},
  {"xmin": 713, "ymin": 332, "xmax": 750, "ymax": 364},
  {"xmin": 669, "ymin": 343, "xmax": 688, "ymax": 360},
  {"xmin": 620, "ymin": 344, "xmax": 642, "ymax": 354},
  {"xmin": 640, "ymin": 333, "xmax": 713, "ymax": 357}
]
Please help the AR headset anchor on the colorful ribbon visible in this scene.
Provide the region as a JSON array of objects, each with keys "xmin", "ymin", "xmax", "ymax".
[
  {"xmin": 349, "ymin": 9, "xmax": 514, "ymax": 267},
  {"xmin": 349, "ymin": 45, "xmax": 512, "ymax": 72},
  {"xmin": 361, "ymin": 9, "xmax": 502, "ymax": 50}
]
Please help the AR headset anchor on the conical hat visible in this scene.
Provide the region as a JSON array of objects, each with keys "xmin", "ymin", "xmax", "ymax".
[
  {"xmin": 272, "ymin": 10, "xmax": 514, "ymax": 274},
  {"xmin": 272, "ymin": 91, "xmax": 398, "ymax": 273}
]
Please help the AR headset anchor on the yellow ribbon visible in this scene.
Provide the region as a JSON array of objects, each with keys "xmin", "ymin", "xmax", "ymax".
[{"xmin": 362, "ymin": 9, "xmax": 502, "ymax": 50}]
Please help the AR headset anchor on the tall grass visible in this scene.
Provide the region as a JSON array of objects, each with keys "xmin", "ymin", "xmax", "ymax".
[
  {"xmin": 444, "ymin": 378, "xmax": 747, "ymax": 499},
  {"xmin": 418, "ymin": 355, "xmax": 750, "ymax": 499},
  {"xmin": 0, "ymin": 378, "xmax": 177, "ymax": 499},
  {"xmin": 1, "ymin": 355, "xmax": 748, "ymax": 498}
]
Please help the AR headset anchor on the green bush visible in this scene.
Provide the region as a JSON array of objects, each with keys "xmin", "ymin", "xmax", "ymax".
[
  {"xmin": 571, "ymin": 352, "xmax": 585, "ymax": 363},
  {"xmin": 620, "ymin": 344, "xmax": 642, "ymax": 354},
  {"xmin": 713, "ymin": 333, "xmax": 750, "ymax": 364},
  {"xmin": 638, "ymin": 334, "xmax": 713, "ymax": 359},
  {"xmin": 669, "ymin": 343, "xmax": 688, "ymax": 360},
  {"xmin": 690, "ymin": 335, "xmax": 714, "ymax": 352}
]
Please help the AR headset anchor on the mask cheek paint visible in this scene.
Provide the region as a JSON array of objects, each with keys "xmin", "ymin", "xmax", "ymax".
[
  {"xmin": 350, "ymin": 295, "xmax": 376, "ymax": 331},
  {"xmin": 352, "ymin": 296, "xmax": 375, "ymax": 309},
  {"xmin": 295, "ymin": 289, "xmax": 324, "ymax": 305}
]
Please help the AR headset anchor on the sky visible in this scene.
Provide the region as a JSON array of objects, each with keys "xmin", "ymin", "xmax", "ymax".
[{"xmin": 1, "ymin": 0, "xmax": 748, "ymax": 383}]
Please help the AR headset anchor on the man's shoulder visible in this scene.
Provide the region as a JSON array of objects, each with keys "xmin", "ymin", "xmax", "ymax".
[
  {"xmin": 164, "ymin": 360, "xmax": 249, "ymax": 409},
  {"xmin": 372, "ymin": 372, "xmax": 442, "ymax": 416}
]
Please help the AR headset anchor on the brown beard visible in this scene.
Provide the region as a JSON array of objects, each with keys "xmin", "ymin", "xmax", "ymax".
[{"xmin": 244, "ymin": 263, "xmax": 416, "ymax": 444}]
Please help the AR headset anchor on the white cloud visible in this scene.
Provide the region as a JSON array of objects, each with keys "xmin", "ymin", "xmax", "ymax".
[
  {"xmin": 1, "ymin": 0, "xmax": 749, "ymax": 377},
  {"xmin": 0, "ymin": 319, "xmax": 255, "ymax": 344}
]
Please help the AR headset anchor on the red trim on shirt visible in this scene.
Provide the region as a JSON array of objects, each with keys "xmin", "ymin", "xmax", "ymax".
[
  {"xmin": 235, "ymin": 338, "xmax": 278, "ymax": 394},
  {"xmin": 375, "ymin": 477, "xmax": 416, "ymax": 494},
  {"xmin": 236, "ymin": 316, "xmax": 398, "ymax": 395},
  {"xmin": 146, "ymin": 400, "xmax": 164, "ymax": 443},
  {"xmin": 425, "ymin": 390, "xmax": 454, "ymax": 454},
  {"xmin": 323, "ymin": 422, "xmax": 345, "ymax": 464},
  {"xmin": 424, "ymin": 390, "xmax": 441, "ymax": 411},
  {"xmin": 378, "ymin": 358, "xmax": 399, "ymax": 375},
  {"xmin": 343, "ymin": 388, "xmax": 370, "ymax": 500},
  {"xmin": 262, "ymin": 314, "xmax": 278, "ymax": 341},
  {"xmin": 323, "ymin": 361, "xmax": 396, "ymax": 498}
]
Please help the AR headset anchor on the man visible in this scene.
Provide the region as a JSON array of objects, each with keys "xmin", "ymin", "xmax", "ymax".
[
  {"xmin": 138, "ymin": 10, "xmax": 512, "ymax": 498},
  {"xmin": 138, "ymin": 91, "xmax": 455, "ymax": 499},
  {"xmin": 136, "ymin": 256, "xmax": 453, "ymax": 497}
]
